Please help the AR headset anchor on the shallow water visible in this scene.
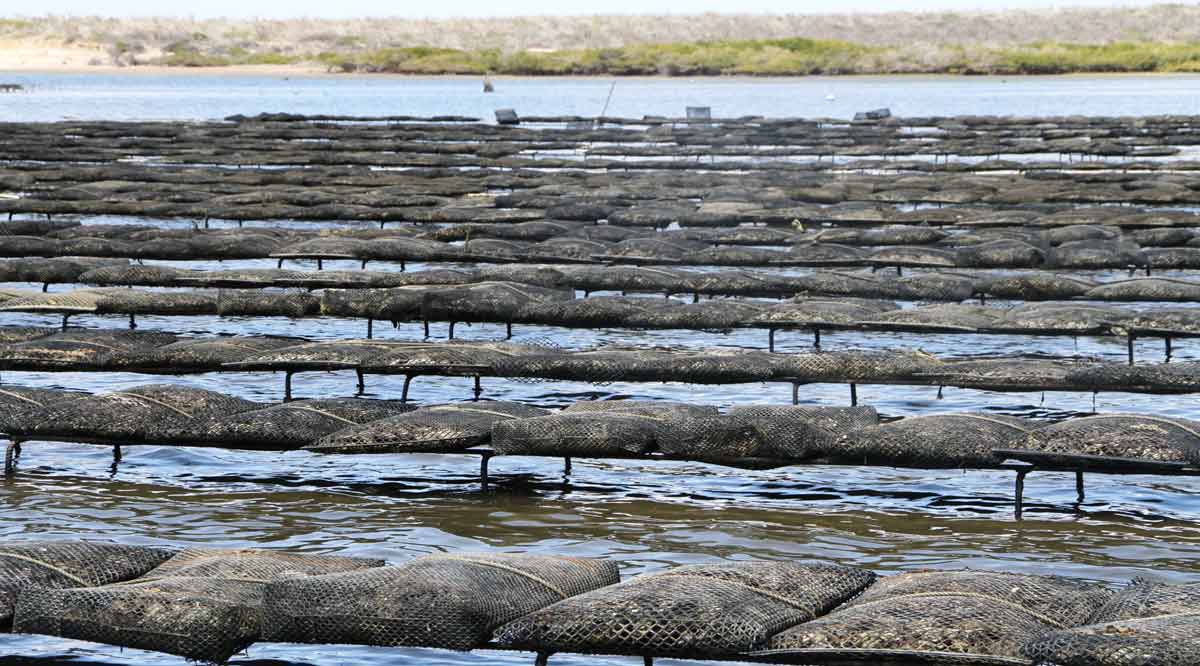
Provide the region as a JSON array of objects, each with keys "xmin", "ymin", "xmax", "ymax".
[{"xmin": 1, "ymin": 73, "xmax": 1200, "ymax": 666}]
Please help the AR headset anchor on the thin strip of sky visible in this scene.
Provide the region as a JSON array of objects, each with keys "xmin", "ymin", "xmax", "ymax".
[{"xmin": 8, "ymin": 0, "xmax": 1175, "ymax": 19}]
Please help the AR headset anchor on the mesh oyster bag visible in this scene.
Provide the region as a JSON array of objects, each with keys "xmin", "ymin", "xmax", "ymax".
[
  {"xmin": 774, "ymin": 350, "xmax": 943, "ymax": 384},
  {"xmin": 729, "ymin": 405, "xmax": 879, "ymax": 460},
  {"xmin": 990, "ymin": 302, "xmax": 1126, "ymax": 335},
  {"xmin": 861, "ymin": 304, "xmax": 1002, "ymax": 333},
  {"xmin": 761, "ymin": 570, "xmax": 1113, "ymax": 665},
  {"xmin": 103, "ymin": 336, "xmax": 302, "ymax": 373},
  {"xmin": 216, "ymin": 289, "xmax": 321, "ymax": 318},
  {"xmin": 1002, "ymin": 414, "xmax": 1200, "ymax": 470},
  {"xmin": 916, "ymin": 358, "xmax": 1083, "ymax": 392},
  {"xmin": 0, "ymin": 329, "xmax": 178, "ymax": 371},
  {"xmin": 1083, "ymin": 278, "xmax": 1200, "ymax": 302},
  {"xmin": 261, "ymin": 552, "xmax": 620, "ymax": 651},
  {"xmin": 954, "ymin": 239, "xmax": 1045, "ymax": 268},
  {"xmin": 13, "ymin": 548, "xmax": 383, "ymax": 664},
  {"xmin": 421, "ymin": 282, "xmax": 573, "ymax": 323},
  {"xmin": 1, "ymin": 541, "xmax": 175, "ymax": 629},
  {"xmin": 0, "ymin": 386, "xmax": 86, "ymax": 432},
  {"xmin": 496, "ymin": 561, "xmax": 875, "ymax": 659},
  {"xmin": 1023, "ymin": 613, "xmax": 1200, "ymax": 666},
  {"xmin": 493, "ymin": 401, "xmax": 716, "ymax": 457},
  {"xmin": 830, "ymin": 412, "xmax": 1037, "ymax": 469},
  {"xmin": 306, "ymin": 401, "xmax": 550, "ymax": 454},
  {"xmin": 1088, "ymin": 580, "xmax": 1200, "ymax": 624},
  {"xmin": 198, "ymin": 398, "xmax": 415, "ymax": 450},
  {"xmin": 78, "ymin": 264, "xmax": 185, "ymax": 287},
  {"xmin": 15, "ymin": 384, "xmax": 261, "ymax": 445},
  {"xmin": 975, "ymin": 272, "xmax": 1098, "ymax": 300}
]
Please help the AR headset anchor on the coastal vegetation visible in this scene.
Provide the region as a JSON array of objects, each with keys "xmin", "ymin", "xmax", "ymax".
[{"xmin": 4, "ymin": 6, "xmax": 1200, "ymax": 75}]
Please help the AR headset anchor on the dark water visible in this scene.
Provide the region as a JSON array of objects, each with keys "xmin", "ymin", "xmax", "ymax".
[{"xmin": 2, "ymin": 73, "xmax": 1200, "ymax": 666}]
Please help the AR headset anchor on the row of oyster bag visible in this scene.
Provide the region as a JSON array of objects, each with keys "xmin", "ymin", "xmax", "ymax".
[{"xmin": 7, "ymin": 542, "xmax": 1190, "ymax": 665}]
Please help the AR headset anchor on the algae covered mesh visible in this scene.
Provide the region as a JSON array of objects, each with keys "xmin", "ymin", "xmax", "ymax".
[
  {"xmin": 492, "ymin": 401, "xmax": 717, "ymax": 457},
  {"xmin": 261, "ymin": 552, "xmax": 620, "ymax": 651},
  {"xmin": 0, "ymin": 541, "xmax": 176, "ymax": 628},
  {"xmin": 306, "ymin": 401, "xmax": 550, "ymax": 454},
  {"xmin": 1007, "ymin": 414, "xmax": 1200, "ymax": 468},
  {"xmin": 833, "ymin": 413, "xmax": 1037, "ymax": 469},
  {"xmin": 13, "ymin": 548, "xmax": 384, "ymax": 664},
  {"xmin": 14, "ymin": 384, "xmax": 262, "ymax": 445},
  {"xmin": 495, "ymin": 561, "xmax": 876, "ymax": 659},
  {"xmin": 762, "ymin": 570, "xmax": 1114, "ymax": 665},
  {"xmin": 198, "ymin": 398, "xmax": 415, "ymax": 450},
  {"xmin": 655, "ymin": 406, "xmax": 880, "ymax": 463},
  {"xmin": 1023, "ymin": 614, "xmax": 1200, "ymax": 666}
]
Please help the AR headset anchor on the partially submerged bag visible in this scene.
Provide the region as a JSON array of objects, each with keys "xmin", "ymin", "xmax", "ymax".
[
  {"xmin": 1005, "ymin": 414, "xmax": 1200, "ymax": 470},
  {"xmin": 1023, "ymin": 613, "xmax": 1200, "ymax": 666},
  {"xmin": 199, "ymin": 398, "xmax": 415, "ymax": 450},
  {"xmin": 307, "ymin": 401, "xmax": 550, "ymax": 454},
  {"xmin": 762, "ymin": 570, "xmax": 1112, "ymax": 665},
  {"xmin": 496, "ymin": 561, "xmax": 876, "ymax": 659},
  {"xmin": 13, "ymin": 548, "xmax": 383, "ymax": 663},
  {"xmin": 262, "ymin": 552, "xmax": 620, "ymax": 651},
  {"xmin": 832, "ymin": 413, "xmax": 1037, "ymax": 469},
  {"xmin": 1, "ymin": 541, "xmax": 175, "ymax": 629}
]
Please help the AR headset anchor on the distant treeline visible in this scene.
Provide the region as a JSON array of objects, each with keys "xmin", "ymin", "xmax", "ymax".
[{"xmin": 5, "ymin": 8, "xmax": 1200, "ymax": 75}]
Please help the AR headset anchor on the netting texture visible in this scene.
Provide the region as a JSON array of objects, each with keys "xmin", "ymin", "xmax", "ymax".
[
  {"xmin": 495, "ymin": 561, "xmax": 876, "ymax": 658},
  {"xmin": 1014, "ymin": 414, "xmax": 1200, "ymax": 465},
  {"xmin": 198, "ymin": 398, "xmax": 415, "ymax": 450},
  {"xmin": 832, "ymin": 413, "xmax": 1038, "ymax": 468},
  {"xmin": 12, "ymin": 548, "xmax": 383, "ymax": 663},
  {"xmin": 16, "ymin": 384, "xmax": 262, "ymax": 444},
  {"xmin": 307, "ymin": 401, "xmax": 550, "ymax": 454},
  {"xmin": 764, "ymin": 570, "xmax": 1108, "ymax": 664},
  {"xmin": 1, "ymin": 541, "xmax": 175, "ymax": 628},
  {"xmin": 261, "ymin": 552, "xmax": 620, "ymax": 651},
  {"xmin": 1022, "ymin": 613, "xmax": 1200, "ymax": 666}
]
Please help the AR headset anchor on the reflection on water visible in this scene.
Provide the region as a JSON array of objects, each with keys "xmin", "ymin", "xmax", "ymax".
[{"xmin": 2, "ymin": 73, "xmax": 1200, "ymax": 665}]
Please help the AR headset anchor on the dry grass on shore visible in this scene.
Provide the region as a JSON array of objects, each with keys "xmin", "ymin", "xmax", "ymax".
[{"xmin": 2, "ymin": 5, "xmax": 1200, "ymax": 75}]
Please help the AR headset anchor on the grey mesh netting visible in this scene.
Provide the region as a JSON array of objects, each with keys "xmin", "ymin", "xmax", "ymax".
[
  {"xmin": 1005, "ymin": 414, "xmax": 1200, "ymax": 469},
  {"xmin": 216, "ymin": 290, "xmax": 321, "ymax": 318},
  {"xmin": 78, "ymin": 264, "xmax": 185, "ymax": 287},
  {"xmin": 755, "ymin": 298, "xmax": 898, "ymax": 328},
  {"xmin": 975, "ymin": 273, "xmax": 1098, "ymax": 300},
  {"xmin": 831, "ymin": 413, "xmax": 1037, "ymax": 469},
  {"xmin": 1088, "ymin": 580, "xmax": 1200, "ymax": 624},
  {"xmin": 494, "ymin": 561, "xmax": 876, "ymax": 659},
  {"xmin": 198, "ymin": 398, "xmax": 415, "ymax": 450},
  {"xmin": 1065, "ymin": 361, "xmax": 1200, "ymax": 393},
  {"xmin": 0, "ymin": 257, "xmax": 128, "ymax": 286},
  {"xmin": 762, "ymin": 570, "xmax": 1113, "ymax": 665},
  {"xmin": 1022, "ymin": 613, "xmax": 1200, "ymax": 666},
  {"xmin": 0, "ymin": 541, "xmax": 175, "ymax": 629},
  {"xmin": 1146, "ymin": 247, "xmax": 1200, "ymax": 269},
  {"xmin": 0, "ymin": 288, "xmax": 219, "ymax": 316},
  {"xmin": 527, "ymin": 238, "xmax": 612, "ymax": 261},
  {"xmin": 728, "ymin": 406, "xmax": 880, "ymax": 461},
  {"xmin": 261, "ymin": 552, "xmax": 620, "ymax": 651},
  {"xmin": 0, "ymin": 327, "xmax": 54, "ymax": 344},
  {"xmin": 955, "ymin": 240, "xmax": 1045, "ymax": 268},
  {"xmin": 0, "ymin": 386, "xmax": 85, "ymax": 432},
  {"xmin": 320, "ymin": 286, "xmax": 428, "ymax": 320},
  {"xmin": 787, "ymin": 243, "xmax": 864, "ymax": 264},
  {"xmin": 562, "ymin": 265, "xmax": 688, "ymax": 294},
  {"xmin": 12, "ymin": 548, "xmax": 383, "ymax": 664},
  {"xmin": 491, "ymin": 349, "xmax": 782, "ymax": 385},
  {"xmin": 626, "ymin": 300, "xmax": 768, "ymax": 331},
  {"xmin": 520, "ymin": 297, "xmax": 662, "ymax": 328},
  {"xmin": 991, "ymin": 303, "xmax": 1127, "ymax": 335},
  {"xmin": 421, "ymin": 282, "xmax": 574, "ymax": 323},
  {"xmin": 792, "ymin": 271, "xmax": 912, "ymax": 299},
  {"xmin": 814, "ymin": 225, "xmax": 947, "ymax": 246},
  {"xmin": 1115, "ymin": 309, "xmax": 1200, "ymax": 338},
  {"xmin": 915, "ymin": 358, "xmax": 1083, "ymax": 392},
  {"xmin": 493, "ymin": 402, "xmax": 717, "ymax": 457},
  {"xmin": 0, "ymin": 329, "xmax": 178, "ymax": 371},
  {"xmin": 368, "ymin": 341, "xmax": 545, "ymax": 375},
  {"xmin": 867, "ymin": 246, "xmax": 957, "ymax": 268},
  {"xmin": 306, "ymin": 401, "xmax": 550, "ymax": 454},
  {"xmin": 774, "ymin": 350, "xmax": 943, "ymax": 384},
  {"xmin": 1041, "ymin": 225, "xmax": 1120, "ymax": 246},
  {"xmin": 103, "ymin": 336, "xmax": 302, "ymax": 373},
  {"xmin": 1047, "ymin": 240, "xmax": 1146, "ymax": 269},
  {"xmin": 1084, "ymin": 278, "xmax": 1200, "ymax": 302},
  {"xmin": 897, "ymin": 272, "xmax": 978, "ymax": 301},
  {"xmin": 861, "ymin": 304, "xmax": 1003, "ymax": 333},
  {"xmin": 602, "ymin": 237, "xmax": 708, "ymax": 261},
  {"xmin": 15, "ymin": 384, "xmax": 262, "ymax": 445}
]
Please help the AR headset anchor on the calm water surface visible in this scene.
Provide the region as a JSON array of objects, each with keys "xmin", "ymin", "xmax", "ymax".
[{"xmin": 1, "ymin": 72, "xmax": 1199, "ymax": 666}]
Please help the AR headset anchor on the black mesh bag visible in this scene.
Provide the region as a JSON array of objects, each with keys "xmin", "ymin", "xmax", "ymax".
[
  {"xmin": 830, "ymin": 412, "xmax": 1036, "ymax": 468},
  {"xmin": 198, "ymin": 398, "xmax": 415, "ymax": 450},
  {"xmin": 1002, "ymin": 414, "xmax": 1200, "ymax": 470},
  {"xmin": 13, "ymin": 548, "xmax": 383, "ymax": 664},
  {"xmin": 1023, "ymin": 613, "xmax": 1200, "ymax": 666},
  {"xmin": 307, "ymin": 401, "xmax": 550, "ymax": 454},
  {"xmin": 0, "ymin": 541, "xmax": 175, "ymax": 629},
  {"xmin": 261, "ymin": 552, "xmax": 620, "ymax": 651},
  {"xmin": 761, "ymin": 570, "xmax": 1112, "ymax": 665}
]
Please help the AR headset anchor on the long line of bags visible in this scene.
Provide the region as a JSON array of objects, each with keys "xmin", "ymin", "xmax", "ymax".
[
  {"xmin": 2, "ymin": 539, "xmax": 1196, "ymax": 665},
  {"xmin": 3, "ymin": 385, "xmax": 1200, "ymax": 472}
]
